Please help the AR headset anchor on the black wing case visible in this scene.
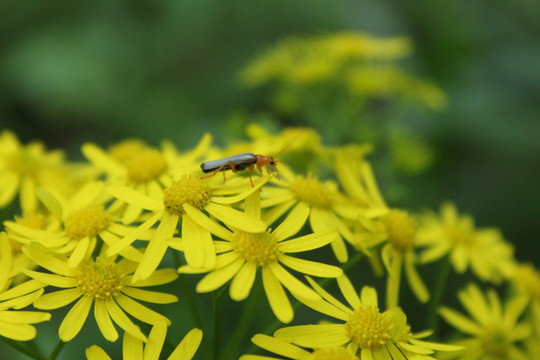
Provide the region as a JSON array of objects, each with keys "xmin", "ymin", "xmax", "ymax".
[{"xmin": 200, "ymin": 152, "xmax": 256, "ymax": 173}]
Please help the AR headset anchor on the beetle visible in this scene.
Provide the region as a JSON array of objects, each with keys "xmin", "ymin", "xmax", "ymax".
[{"xmin": 200, "ymin": 152, "xmax": 279, "ymax": 187}]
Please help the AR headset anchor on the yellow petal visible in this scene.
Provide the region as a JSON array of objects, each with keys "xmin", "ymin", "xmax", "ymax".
[
  {"xmin": 94, "ymin": 300, "xmax": 118, "ymax": 342},
  {"xmin": 20, "ymin": 177, "xmax": 37, "ymax": 214},
  {"xmin": 279, "ymin": 254, "xmax": 342, "ymax": 278},
  {"xmin": 115, "ymin": 293, "xmax": 169, "ymax": 325},
  {"xmin": 0, "ymin": 320, "xmax": 37, "ymax": 341},
  {"xmin": 144, "ymin": 321, "xmax": 167, "ymax": 360},
  {"xmin": 121, "ymin": 287, "xmax": 178, "ymax": 304},
  {"xmin": 133, "ymin": 212, "xmax": 178, "ymax": 282},
  {"xmin": 107, "ymin": 184, "xmax": 162, "ymax": 211},
  {"xmin": 262, "ymin": 199, "xmax": 295, "ymax": 226},
  {"xmin": 82, "ymin": 143, "xmax": 124, "ymax": 176},
  {"xmin": 273, "ymin": 324, "xmax": 349, "ymax": 348},
  {"xmin": 168, "ymin": 328, "xmax": 203, "ymax": 360},
  {"xmin": 230, "ymin": 262, "xmax": 257, "ymax": 301},
  {"xmin": 123, "ymin": 332, "xmax": 143, "ymax": 360},
  {"xmin": 34, "ymin": 288, "xmax": 82, "ymax": 310},
  {"xmin": 59, "ymin": 296, "xmax": 93, "ymax": 342},
  {"xmin": 183, "ymin": 203, "xmax": 234, "ymax": 241},
  {"xmin": 336, "ymin": 275, "xmax": 361, "ymax": 309},
  {"xmin": 86, "ymin": 345, "xmax": 112, "ymax": 360},
  {"xmin": 182, "ymin": 214, "xmax": 215, "ymax": 270},
  {"xmin": 67, "ymin": 236, "xmax": 90, "ymax": 268},
  {"xmin": 211, "ymin": 174, "xmax": 272, "ymax": 205},
  {"xmin": 105, "ymin": 299, "xmax": 146, "ymax": 341},
  {"xmin": 196, "ymin": 258, "xmax": 244, "ymax": 293},
  {"xmin": 277, "ymin": 229, "xmax": 337, "ymax": 253},
  {"xmin": 262, "ymin": 267, "xmax": 293, "ymax": 324},
  {"xmin": 106, "ymin": 211, "xmax": 163, "ymax": 256},
  {"xmin": 24, "ymin": 270, "xmax": 77, "ymax": 289},
  {"xmin": 127, "ymin": 269, "xmax": 179, "ymax": 287},
  {"xmin": 439, "ymin": 307, "xmax": 481, "ymax": 335},
  {"xmin": 272, "ymin": 202, "xmax": 310, "ymax": 241},
  {"xmin": 0, "ymin": 234, "xmax": 12, "ymax": 290},
  {"xmin": 0, "ymin": 173, "xmax": 19, "ymax": 206},
  {"xmin": 204, "ymin": 203, "xmax": 266, "ymax": 233},
  {"xmin": 269, "ymin": 263, "xmax": 320, "ymax": 302},
  {"xmin": 0, "ymin": 310, "xmax": 50, "ymax": 324},
  {"xmin": 404, "ymin": 255, "xmax": 429, "ymax": 303},
  {"xmin": 250, "ymin": 334, "xmax": 311, "ymax": 360},
  {"xmin": 21, "ymin": 246, "xmax": 74, "ymax": 276}
]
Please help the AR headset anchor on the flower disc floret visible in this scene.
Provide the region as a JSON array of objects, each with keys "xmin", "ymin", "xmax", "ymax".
[
  {"xmin": 65, "ymin": 207, "xmax": 111, "ymax": 240},
  {"xmin": 126, "ymin": 149, "xmax": 168, "ymax": 182},
  {"xmin": 14, "ymin": 213, "xmax": 47, "ymax": 230},
  {"xmin": 386, "ymin": 209, "xmax": 416, "ymax": 253},
  {"xmin": 312, "ymin": 347, "xmax": 358, "ymax": 360},
  {"xmin": 77, "ymin": 258, "xmax": 123, "ymax": 300},
  {"xmin": 290, "ymin": 175, "xmax": 335, "ymax": 209},
  {"xmin": 231, "ymin": 230, "xmax": 279, "ymax": 267},
  {"xmin": 163, "ymin": 175, "xmax": 212, "ymax": 215},
  {"xmin": 346, "ymin": 305, "xmax": 393, "ymax": 350},
  {"xmin": 480, "ymin": 324, "xmax": 510, "ymax": 357}
]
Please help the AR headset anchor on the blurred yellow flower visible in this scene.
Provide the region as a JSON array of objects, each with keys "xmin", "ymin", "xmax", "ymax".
[
  {"xmin": 0, "ymin": 130, "xmax": 87, "ymax": 213},
  {"xmin": 439, "ymin": 283, "xmax": 530, "ymax": 360},
  {"xmin": 417, "ymin": 202, "xmax": 516, "ymax": 283}
]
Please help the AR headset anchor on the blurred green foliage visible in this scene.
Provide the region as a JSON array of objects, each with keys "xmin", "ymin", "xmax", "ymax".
[{"xmin": 1, "ymin": 0, "xmax": 539, "ymax": 273}]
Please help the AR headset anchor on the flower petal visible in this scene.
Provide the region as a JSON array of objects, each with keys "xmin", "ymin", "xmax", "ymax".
[
  {"xmin": 85, "ymin": 345, "xmax": 112, "ymax": 360},
  {"xmin": 183, "ymin": 203, "xmax": 234, "ymax": 241},
  {"xmin": 336, "ymin": 275, "xmax": 361, "ymax": 310},
  {"xmin": 272, "ymin": 202, "xmax": 310, "ymax": 241},
  {"xmin": 279, "ymin": 254, "xmax": 342, "ymax": 278},
  {"xmin": 168, "ymin": 328, "xmax": 203, "ymax": 360},
  {"xmin": 24, "ymin": 270, "xmax": 78, "ymax": 288},
  {"xmin": 106, "ymin": 211, "xmax": 163, "ymax": 256},
  {"xmin": 59, "ymin": 296, "xmax": 93, "ymax": 342},
  {"xmin": 205, "ymin": 203, "xmax": 266, "ymax": 233},
  {"xmin": 121, "ymin": 287, "xmax": 178, "ymax": 304},
  {"xmin": 230, "ymin": 262, "xmax": 257, "ymax": 301},
  {"xmin": 196, "ymin": 258, "xmax": 244, "ymax": 293},
  {"xmin": 269, "ymin": 263, "xmax": 320, "ymax": 302},
  {"xmin": 262, "ymin": 267, "xmax": 293, "ymax": 324},
  {"xmin": 107, "ymin": 184, "xmax": 163, "ymax": 210},
  {"xmin": 250, "ymin": 334, "xmax": 312, "ymax": 360},
  {"xmin": 34, "ymin": 288, "xmax": 82, "ymax": 310},
  {"xmin": 105, "ymin": 299, "xmax": 146, "ymax": 341},
  {"xmin": 115, "ymin": 293, "xmax": 169, "ymax": 325},
  {"xmin": 274, "ymin": 324, "xmax": 349, "ymax": 348},
  {"xmin": 278, "ymin": 229, "xmax": 337, "ymax": 253},
  {"xmin": 182, "ymin": 214, "xmax": 216, "ymax": 270},
  {"xmin": 94, "ymin": 300, "xmax": 118, "ymax": 342}
]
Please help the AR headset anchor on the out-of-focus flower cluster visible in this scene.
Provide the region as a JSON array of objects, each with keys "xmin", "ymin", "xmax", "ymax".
[{"xmin": 0, "ymin": 124, "xmax": 537, "ymax": 360}]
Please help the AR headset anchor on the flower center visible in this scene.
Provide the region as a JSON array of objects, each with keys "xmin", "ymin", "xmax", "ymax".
[
  {"xmin": 480, "ymin": 324, "xmax": 510, "ymax": 358},
  {"xmin": 163, "ymin": 175, "xmax": 212, "ymax": 215},
  {"xmin": 290, "ymin": 175, "xmax": 335, "ymax": 209},
  {"xmin": 108, "ymin": 139, "xmax": 148, "ymax": 165},
  {"xmin": 312, "ymin": 347, "xmax": 358, "ymax": 360},
  {"xmin": 14, "ymin": 213, "xmax": 48, "ymax": 230},
  {"xmin": 346, "ymin": 305, "xmax": 393, "ymax": 350},
  {"xmin": 77, "ymin": 258, "xmax": 123, "ymax": 300},
  {"xmin": 385, "ymin": 209, "xmax": 416, "ymax": 253},
  {"xmin": 126, "ymin": 149, "xmax": 168, "ymax": 183},
  {"xmin": 231, "ymin": 230, "xmax": 279, "ymax": 267},
  {"xmin": 65, "ymin": 207, "xmax": 111, "ymax": 240},
  {"xmin": 4, "ymin": 151, "xmax": 37, "ymax": 176}
]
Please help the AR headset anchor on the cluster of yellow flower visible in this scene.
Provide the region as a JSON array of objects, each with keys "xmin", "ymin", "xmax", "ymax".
[{"xmin": 0, "ymin": 126, "xmax": 538, "ymax": 359}]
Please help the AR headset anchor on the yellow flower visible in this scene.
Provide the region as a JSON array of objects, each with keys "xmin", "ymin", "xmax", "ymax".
[
  {"xmin": 0, "ymin": 130, "xmax": 85, "ymax": 213},
  {"xmin": 260, "ymin": 163, "xmax": 361, "ymax": 263},
  {"xmin": 275, "ymin": 274, "xmax": 461, "ymax": 359},
  {"xmin": 178, "ymin": 192, "xmax": 341, "ymax": 323},
  {"xmin": 241, "ymin": 333, "xmax": 359, "ymax": 360},
  {"xmin": 107, "ymin": 171, "xmax": 272, "ymax": 281},
  {"xmin": 355, "ymin": 208, "xmax": 429, "ymax": 308},
  {"xmin": 22, "ymin": 246, "xmax": 178, "ymax": 342},
  {"xmin": 4, "ymin": 182, "xmax": 142, "ymax": 268},
  {"xmin": 82, "ymin": 134, "xmax": 211, "ymax": 224},
  {"xmin": 513, "ymin": 263, "xmax": 540, "ymax": 336},
  {"xmin": 417, "ymin": 202, "xmax": 516, "ymax": 283},
  {"xmin": 0, "ymin": 232, "xmax": 51, "ymax": 340},
  {"xmin": 439, "ymin": 283, "xmax": 531, "ymax": 360},
  {"xmin": 86, "ymin": 322, "xmax": 202, "ymax": 360}
]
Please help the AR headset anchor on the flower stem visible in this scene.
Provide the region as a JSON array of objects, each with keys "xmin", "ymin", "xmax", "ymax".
[
  {"xmin": 47, "ymin": 340, "xmax": 64, "ymax": 360},
  {"xmin": 171, "ymin": 251, "xmax": 203, "ymax": 329},
  {"xmin": 0, "ymin": 336, "xmax": 46, "ymax": 360},
  {"xmin": 425, "ymin": 255, "xmax": 451, "ymax": 333},
  {"xmin": 212, "ymin": 287, "xmax": 227, "ymax": 360},
  {"xmin": 222, "ymin": 278, "xmax": 265, "ymax": 358}
]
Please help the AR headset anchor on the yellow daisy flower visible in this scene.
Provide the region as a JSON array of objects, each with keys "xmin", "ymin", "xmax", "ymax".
[
  {"xmin": 82, "ymin": 134, "xmax": 212, "ymax": 225},
  {"xmin": 86, "ymin": 322, "xmax": 202, "ymax": 360},
  {"xmin": 0, "ymin": 233, "xmax": 51, "ymax": 341},
  {"xmin": 106, "ymin": 171, "xmax": 271, "ymax": 281},
  {"xmin": 439, "ymin": 283, "xmax": 531, "ymax": 360},
  {"xmin": 241, "ymin": 333, "xmax": 358, "ymax": 360},
  {"xmin": 0, "ymin": 130, "xmax": 85, "ymax": 213},
  {"xmin": 417, "ymin": 202, "xmax": 516, "ymax": 283},
  {"xmin": 22, "ymin": 245, "xmax": 178, "ymax": 342},
  {"xmin": 275, "ymin": 274, "xmax": 461, "ymax": 359},
  {"xmin": 178, "ymin": 193, "xmax": 342, "ymax": 323},
  {"xmin": 260, "ymin": 163, "xmax": 360, "ymax": 263},
  {"xmin": 355, "ymin": 208, "xmax": 429, "ymax": 308},
  {"xmin": 4, "ymin": 182, "xmax": 143, "ymax": 268},
  {"xmin": 512, "ymin": 263, "xmax": 540, "ymax": 337}
]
